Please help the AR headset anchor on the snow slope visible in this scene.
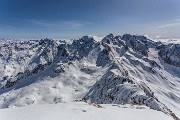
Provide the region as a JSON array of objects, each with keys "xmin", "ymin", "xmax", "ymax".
[
  {"xmin": 0, "ymin": 102, "xmax": 173, "ymax": 120},
  {"xmin": 0, "ymin": 34, "xmax": 180, "ymax": 119}
]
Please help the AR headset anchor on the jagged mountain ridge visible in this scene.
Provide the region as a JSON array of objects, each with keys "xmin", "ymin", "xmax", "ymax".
[{"xmin": 0, "ymin": 34, "xmax": 180, "ymax": 119}]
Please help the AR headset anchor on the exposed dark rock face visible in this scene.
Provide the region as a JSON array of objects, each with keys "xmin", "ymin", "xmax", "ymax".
[
  {"xmin": 158, "ymin": 44, "xmax": 180, "ymax": 68},
  {"xmin": 121, "ymin": 34, "xmax": 149, "ymax": 56},
  {"xmin": 68, "ymin": 36, "xmax": 98, "ymax": 60}
]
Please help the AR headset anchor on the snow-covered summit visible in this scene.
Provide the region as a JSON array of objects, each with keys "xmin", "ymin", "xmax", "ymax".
[{"xmin": 0, "ymin": 34, "xmax": 180, "ymax": 119}]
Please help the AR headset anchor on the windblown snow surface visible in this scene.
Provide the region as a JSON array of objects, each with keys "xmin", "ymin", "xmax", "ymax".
[
  {"xmin": 0, "ymin": 34, "xmax": 180, "ymax": 120},
  {"xmin": 0, "ymin": 102, "xmax": 173, "ymax": 120}
]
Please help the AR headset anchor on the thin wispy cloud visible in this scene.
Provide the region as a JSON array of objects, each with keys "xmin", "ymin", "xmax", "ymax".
[
  {"xmin": 0, "ymin": 25, "xmax": 15, "ymax": 28},
  {"xmin": 26, "ymin": 19, "xmax": 93, "ymax": 29},
  {"xmin": 150, "ymin": 19, "xmax": 180, "ymax": 29},
  {"xmin": 146, "ymin": 18, "xmax": 180, "ymax": 39}
]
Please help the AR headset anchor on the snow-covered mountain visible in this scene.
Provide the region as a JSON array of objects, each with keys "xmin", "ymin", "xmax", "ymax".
[{"xmin": 0, "ymin": 34, "xmax": 180, "ymax": 119}]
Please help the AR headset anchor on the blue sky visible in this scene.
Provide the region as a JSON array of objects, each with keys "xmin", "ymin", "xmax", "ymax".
[{"xmin": 0, "ymin": 0, "xmax": 180, "ymax": 39}]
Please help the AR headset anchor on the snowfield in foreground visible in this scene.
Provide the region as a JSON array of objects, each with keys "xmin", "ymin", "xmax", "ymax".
[{"xmin": 0, "ymin": 102, "xmax": 173, "ymax": 120}]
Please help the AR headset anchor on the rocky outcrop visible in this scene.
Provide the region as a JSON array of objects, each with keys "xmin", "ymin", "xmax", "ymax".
[
  {"xmin": 121, "ymin": 34, "xmax": 149, "ymax": 56},
  {"xmin": 158, "ymin": 43, "xmax": 180, "ymax": 68}
]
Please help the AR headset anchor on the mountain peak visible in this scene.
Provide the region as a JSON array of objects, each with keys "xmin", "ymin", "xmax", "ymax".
[{"xmin": 104, "ymin": 33, "xmax": 114, "ymax": 39}]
